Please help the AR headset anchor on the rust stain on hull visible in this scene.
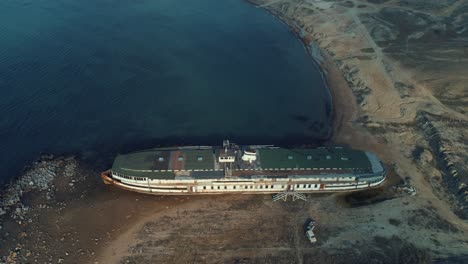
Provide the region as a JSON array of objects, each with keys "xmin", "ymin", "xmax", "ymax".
[{"xmin": 101, "ymin": 170, "xmax": 386, "ymax": 196}]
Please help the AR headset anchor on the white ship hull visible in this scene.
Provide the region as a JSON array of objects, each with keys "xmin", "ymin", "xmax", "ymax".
[{"xmin": 101, "ymin": 170, "xmax": 386, "ymax": 195}]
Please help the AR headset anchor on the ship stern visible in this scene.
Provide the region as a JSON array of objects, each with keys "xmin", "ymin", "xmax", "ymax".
[{"xmin": 101, "ymin": 170, "xmax": 114, "ymax": 185}]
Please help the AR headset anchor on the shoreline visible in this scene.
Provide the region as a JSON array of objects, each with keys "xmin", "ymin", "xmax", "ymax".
[
  {"xmin": 256, "ymin": 4, "xmax": 337, "ymax": 142},
  {"xmin": 251, "ymin": 1, "xmax": 360, "ymax": 148},
  {"xmin": 2, "ymin": 1, "xmax": 468, "ymax": 263},
  {"xmin": 0, "ymin": 6, "xmax": 359, "ymax": 261},
  {"xmin": 248, "ymin": 0, "xmax": 419, "ymax": 167},
  {"xmin": 0, "ymin": 7, "xmax": 354, "ymax": 263}
]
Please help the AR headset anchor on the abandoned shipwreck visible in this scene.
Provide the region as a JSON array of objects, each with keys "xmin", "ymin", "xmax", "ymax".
[{"xmin": 101, "ymin": 141, "xmax": 386, "ymax": 195}]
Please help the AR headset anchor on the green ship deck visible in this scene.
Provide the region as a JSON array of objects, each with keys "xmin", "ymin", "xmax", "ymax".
[
  {"xmin": 111, "ymin": 145, "xmax": 375, "ymax": 180},
  {"xmin": 258, "ymin": 148, "xmax": 370, "ymax": 170}
]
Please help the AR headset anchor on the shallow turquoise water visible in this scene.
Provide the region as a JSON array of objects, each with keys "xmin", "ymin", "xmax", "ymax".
[{"xmin": 0, "ymin": 0, "xmax": 330, "ymax": 183}]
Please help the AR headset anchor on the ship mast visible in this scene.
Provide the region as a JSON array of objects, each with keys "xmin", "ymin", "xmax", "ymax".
[{"xmin": 221, "ymin": 140, "xmax": 233, "ymax": 178}]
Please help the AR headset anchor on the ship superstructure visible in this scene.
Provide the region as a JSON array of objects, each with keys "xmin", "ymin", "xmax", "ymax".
[{"xmin": 101, "ymin": 140, "xmax": 386, "ymax": 195}]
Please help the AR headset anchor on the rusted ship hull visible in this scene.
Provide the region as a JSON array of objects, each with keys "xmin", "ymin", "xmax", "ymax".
[{"xmin": 100, "ymin": 170, "xmax": 386, "ymax": 195}]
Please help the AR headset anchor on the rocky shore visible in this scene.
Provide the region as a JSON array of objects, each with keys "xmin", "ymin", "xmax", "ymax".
[
  {"xmin": 1, "ymin": 156, "xmax": 77, "ymax": 220},
  {"xmin": 0, "ymin": 156, "xmax": 83, "ymax": 263}
]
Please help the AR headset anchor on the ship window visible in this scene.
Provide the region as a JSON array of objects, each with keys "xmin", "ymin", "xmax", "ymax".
[
  {"xmin": 233, "ymin": 186, "xmax": 236, "ymax": 189},
  {"xmin": 303, "ymin": 184, "xmax": 307, "ymax": 188},
  {"xmin": 271, "ymin": 185, "xmax": 274, "ymax": 188},
  {"xmin": 158, "ymin": 157, "xmax": 164, "ymax": 162},
  {"xmin": 245, "ymin": 185, "xmax": 248, "ymax": 189},
  {"xmin": 197, "ymin": 156, "xmax": 203, "ymax": 161},
  {"xmin": 260, "ymin": 185, "xmax": 263, "ymax": 189},
  {"xmin": 203, "ymin": 186, "xmax": 206, "ymax": 190},
  {"xmin": 211, "ymin": 186, "xmax": 214, "ymax": 189},
  {"xmin": 178, "ymin": 156, "xmax": 184, "ymax": 161},
  {"xmin": 326, "ymin": 155, "xmax": 331, "ymax": 160},
  {"xmin": 314, "ymin": 184, "xmax": 317, "ymax": 188},
  {"xmin": 288, "ymin": 155, "xmax": 293, "ymax": 160},
  {"xmin": 296, "ymin": 184, "xmax": 300, "ymax": 188},
  {"xmin": 224, "ymin": 186, "xmax": 227, "ymax": 189},
  {"xmin": 307, "ymin": 155, "xmax": 312, "ymax": 160},
  {"xmin": 265, "ymin": 185, "xmax": 268, "ymax": 189},
  {"xmin": 250, "ymin": 186, "xmax": 254, "ymax": 189},
  {"xmin": 217, "ymin": 186, "xmax": 220, "ymax": 189},
  {"xmin": 308, "ymin": 184, "xmax": 311, "ymax": 188},
  {"xmin": 281, "ymin": 185, "xmax": 284, "ymax": 188}
]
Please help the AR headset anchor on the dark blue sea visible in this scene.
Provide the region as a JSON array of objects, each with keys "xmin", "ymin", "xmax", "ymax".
[{"xmin": 0, "ymin": 0, "xmax": 331, "ymax": 184}]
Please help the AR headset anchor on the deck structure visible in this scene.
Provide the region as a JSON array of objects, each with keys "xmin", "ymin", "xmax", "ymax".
[{"xmin": 102, "ymin": 141, "xmax": 387, "ymax": 195}]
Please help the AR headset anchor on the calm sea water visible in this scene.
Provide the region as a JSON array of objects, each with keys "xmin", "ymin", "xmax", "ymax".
[{"xmin": 0, "ymin": 0, "xmax": 331, "ymax": 183}]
